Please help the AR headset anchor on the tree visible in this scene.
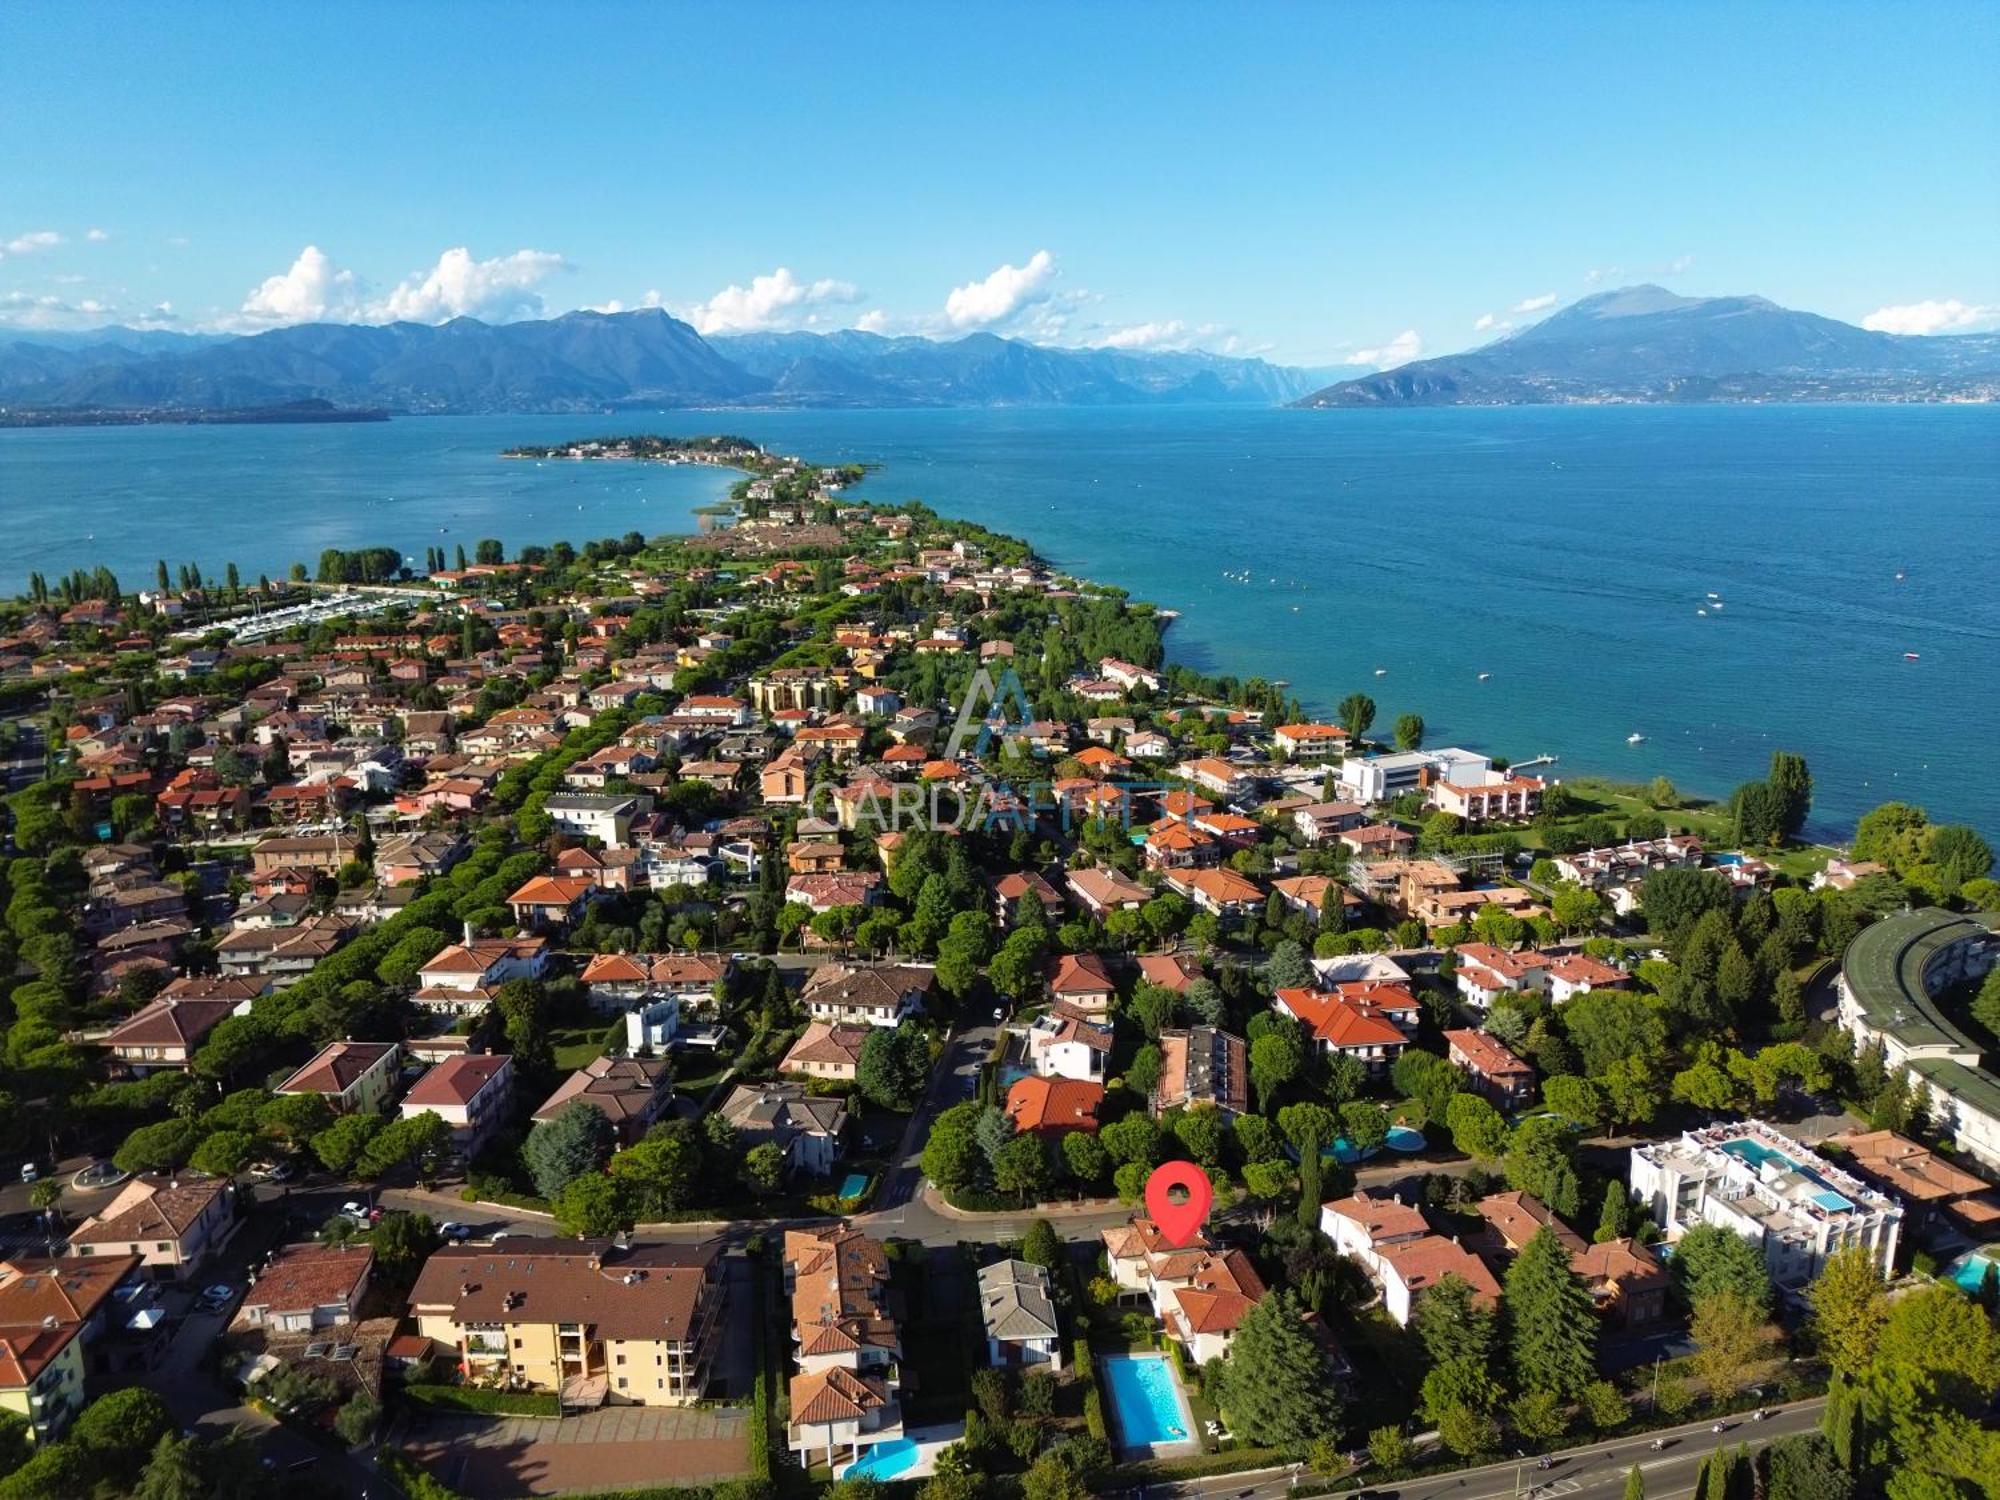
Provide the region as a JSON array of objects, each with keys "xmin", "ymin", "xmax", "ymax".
[
  {"xmin": 1504, "ymin": 1227, "xmax": 1598, "ymax": 1400},
  {"xmin": 1622, "ymin": 1463, "xmax": 1645, "ymax": 1500},
  {"xmin": 1219, "ymin": 1290, "xmax": 1343, "ymax": 1450},
  {"xmin": 744, "ymin": 1142, "xmax": 786, "ymax": 1195},
  {"xmin": 1582, "ymin": 1378, "xmax": 1628, "ymax": 1430},
  {"xmin": 1594, "ymin": 1179, "xmax": 1631, "ymax": 1243},
  {"xmin": 311, "ymin": 1112, "xmax": 383, "ymax": 1175},
  {"xmin": 857, "ymin": 1023, "xmax": 932, "ymax": 1113},
  {"xmin": 1265, "ymin": 939, "xmax": 1313, "ymax": 991},
  {"xmin": 357, "ymin": 1110, "xmax": 451, "ymax": 1181},
  {"xmin": 334, "ymin": 1392, "xmax": 379, "ymax": 1446},
  {"xmin": 1366, "ymin": 1424, "xmax": 1414, "ymax": 1475},
  {"xmin": 554, "ymin": 1172, "xmax": 632, "ymax": 1237},
  {"xmin": 1543, "ymin": 1074, "xmax": 1605, "ymax": 1133},
  {"xmin": 1391, "ymin": 1049, "xmax": 1462, "ymax": 1125},
  {"xmin": 1768, "ymin": 751, "xmax": 1813, "ymax": 839},
  {"xmin": 1339, "ymin": 1100, "xmax": 1389, "ymax": 1156},
  {"xmin": 1437, "ymin": 1401, "xmax": 1500, "ymax": 1458},
  {"xmin": 1928, "ymin": 823, "xmax": 1993, "ymax": 892},
  {"xmin": 1763, "ymin": 1434, "xmax": 1852, "ymax": 1500},
  {"xmin": 1248, "ymin": 1024, "xmax": 1304, "ymax": 1112},
  {"xmin": 608, "ymin": 1124, "xmax": 703, "ymax": 1216},
  {"xmin": 524, "ymin": 1101, "xmax": 615, "ymax": 1199},
  {"xmin": 1126, "ymin": 1042, "xmax": 1163, "ymax": 1098},
  {"xmin": 254, "ymin": 1091, "xmax": 331, "ymax": 1150},
  {"xmin": 1100, "ymin": 1113, "xmax": 1162, "ymax": 1168},
  {"xmin": 1061, "ymin": 1130, "xmax": 1109, "ymax": 1188},
  {"xmin": 1509, "ymin": 1388, "xmax": 1566, "ymax": 1442},
  {"xmin": 113, "ymin": 1118, "xmax": 202, "ymax": 1175},
  {"xmin": 922, "ymin": 1101, "xmax": 986, "ymax": 1192},
  {"xmin": 1446, "ymin": 1092, "xmax": 1508, "ymax": 1159},
  {"xmin": 1419, "ymin": 1354, "xmax": 1504, "ymax": 1425},
  {"xmin": 1672, "ymin": 1224, "xmax": 1773, "ymax": 1315},
  {"xmin": 188, "ymin": 1129, "xmax": 256, "ymax": 1178},
  {"xmin": 1393, "ymin": 713, "xmax": 1425, "ymax": 751},
  {"xmin": 1337, "ymin": 693, "xmax": 1376, "ymax": 741},
  {"xmin": 1689, "ymin": 1287, "xmax": 1777, "ymax": 1398},
  {"xmin": 1807, "ymin": 1244, "xmax": 1887, "ymax": 1380},
  {"xmin": 1638, "ymin": 867, "xmax": 1734, "ymax": 949},
  {"xmin": 993, "ymin": 1131, "xmax": 1049, "ymax": 1202},
  {"xmin": 71, "ymin": 1387, "xmax": 172, "ymax": 1483},
  {"xmin": 1412, "ymin": 1273, "xmax": 1497, "ymax": 1367}
]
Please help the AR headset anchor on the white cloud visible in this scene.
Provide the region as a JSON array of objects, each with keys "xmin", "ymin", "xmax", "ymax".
[
  {"xmin": 377, "ymin": 246, "xmax": 568, "ymax": 323},
  {"xmin": 1662, "ymin": 254, "xmax": 1695, "ymax": 276},
  {"xmin": 582, "ymin": 289, "xmax": 665, "ymax": 315},
  {"xmin": 855, "ymin": 309, "xmax": 892, "ymax": 334},
  {"xmin": 233, "ymin": 244, "xmax": 570, "ymax": 327},
  {"xmin": 2, "ymin": 229, "xmax": 64, "ymax": 258},
  {"xmin": 1090, "ymin": 319, "xmax": 1189, "ymax": 350},
  {"xmin": 1861, "ymin": 297, "xmax": 2000, "ymax": 336},
  {"xmin": 1473, "ymin": 313, "xmax": 1502, "ymax": 333},
  {"xmin": 85, "ymin": 227, "xmax": 110, "ymax": 243},
  {"xmin": 685, "ymin": 266, "xmax": 861, "ymax": 335},
  {"xmin": 944, "ymin": 249, "xmax": 1056, "ymax": 330},
  {"xmin": 1511, "ymin": 293, "xmax": 1556, "ymax": 314},
  {"xmin": 238, "ymin": 244, "xmax": 362, "ymax": 325},
  {"xmin": 1343, "ymin": 329, "xmax": 1424, "ymax": 368}
]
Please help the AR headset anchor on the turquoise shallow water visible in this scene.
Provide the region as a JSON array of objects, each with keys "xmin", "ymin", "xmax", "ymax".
[{"xmin": 4, "ymin": 403, "xmax": 1996, "ymax": 839}]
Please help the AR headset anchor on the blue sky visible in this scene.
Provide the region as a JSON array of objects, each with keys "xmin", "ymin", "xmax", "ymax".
[{"xmin": 2, "ymin": 1, "xmax": 1995, "ymax": 363}]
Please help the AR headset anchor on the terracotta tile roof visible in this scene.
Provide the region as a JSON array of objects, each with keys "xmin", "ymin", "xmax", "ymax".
[
  {"xmin": 1378, "ymin": 1235, "xmax": 1502, "ymax": 1305},
  {"xmin": 1832, "ymin": 1129, "xmax": 1992, "ymax": 1203},
  {"xmin": 533, "ymin": 1056, "xmax": 670, "ymax": 1126},
  {"xmin": 507, "ymin": 874, "xmax": 599, "ymax": 907},
  {"xmin": 785, "ymin": 1227, "xmax": 897, "ymax": 1361},
  {"xmin": 1136, "ymin": 953, "xmax": 1202, "ymax": 992},
  {"xmin": 277, "ymin": 1039, "xmax": 397, "ymax": 1096},
  {"xmin": 1169, "ymin": 1248, "xmax": 1267, "ymax": 1335},
  {"xmin": 408, "ymin": 1239, "xmax": 716, "ymax": 1341},
  {"xmin": 1006, "ymin": 1076, "xmax": 1104, "ymax": 1134},
  {"xmin": 1476, "ymin": 1191, "xmax": 1586, "ymax": 1256},
  {"xmin": 1323, "ymin": 1189, "xmax": 1429, "ymax": 1245},
  {"xmin": 1048, "ymin": 952, "xmax": 1117, "ymax": 996},
  {"xmin": 70, "ymin": 1178, "xmax": 226, "ymax": 1247},
  {"xmin": 789, "ymin": 1364, "xmax": 892, "ymax": 1427},
  {"xmin": 244, "ymin": 1242, "xmax": 372, "ymax": 1316},
  {"xmin": 1446, "ymin": 1028, "xmax": 1534, "ymax": 1084},
  {"xmin": 101, "ymin": 997, "xmax": 238, "ymax": 1050},
  {"xmin": 0, "ymin": 1255, "xmax": 140, "ymax": 1386},
  {"xmin": 1274, "ymin": 988, "xmax": 1407, "ymax": 1050},
  {"xmin": 780, "ymin": 1022, "xmax": 870, "ymax": 1073},
  {"xmin": 404, "ymin": 1054, "xmax": 511, "ymax": 1108},
  {"xmin": 1571, "ymin": 1237, "xmax": 1668, "ymax": 1295}
]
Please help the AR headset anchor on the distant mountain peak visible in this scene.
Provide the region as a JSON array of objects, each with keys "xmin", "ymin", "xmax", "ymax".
[{"xmin": 1295, "ymin": 286, "xmax": 2000, "ymax": 408}]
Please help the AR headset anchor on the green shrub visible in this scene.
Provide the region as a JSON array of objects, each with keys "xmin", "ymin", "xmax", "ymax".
[{"xmin": 400, "ymin": 1383, "xmax": 559, "ymax": 1417}]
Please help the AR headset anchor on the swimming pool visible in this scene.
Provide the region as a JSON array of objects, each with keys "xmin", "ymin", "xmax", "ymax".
[
  {"xmin": 835, "ymin": 1171, "xmax": 871, "ymax": 1201},
  {"xmin": 1945, "ymin": 1250, "xmax": 1999, "ymax": 1295},
  {"xmin": 837, "ymin": 1437, "xmax": 920, "ymax": 1480},
  {"xmin": 1099, "ymin": 1353, "xmax": 1193, "ymax": 1452},
  {"xmin": 1719, "ymin": 1137, "xmax": 1853, "ymax": 1210},
  {"xmin": 1385, "ymin": 1125, "xmax": 1426, "ymax": 1152}
]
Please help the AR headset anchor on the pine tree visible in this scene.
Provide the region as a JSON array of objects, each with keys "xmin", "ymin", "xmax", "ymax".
[
  {"xmin": 1595, "ymin": 1178, "xmax": 1630, "ymax": 1242},
  {"xmin": 1504, "ymin": 1226, "xmax": 1599, "ymax": 1400},
  {"xmin": 1220, "ymin": 1290, "xmax": 1343, "ymax": 1449},
  {"xmin": 1622, "ymin": 1463, "xmax": 1645, "ymax": 1500}
]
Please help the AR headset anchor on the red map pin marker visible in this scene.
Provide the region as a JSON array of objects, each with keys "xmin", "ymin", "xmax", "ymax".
[{"xmin": 1144, "ymin": 1161, "xmax": 1213, "ymax": 1247}]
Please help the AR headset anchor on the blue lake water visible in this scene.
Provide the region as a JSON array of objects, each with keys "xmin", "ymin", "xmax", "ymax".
[{"xmin": 4, "ymin": 404, "xmax": 1996, "ymax": 839}]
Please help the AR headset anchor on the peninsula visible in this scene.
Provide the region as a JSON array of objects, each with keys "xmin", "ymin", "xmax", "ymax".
[{"xmin": 0, "ymin": 436, "xmax": 1993, "ymax": 1500}]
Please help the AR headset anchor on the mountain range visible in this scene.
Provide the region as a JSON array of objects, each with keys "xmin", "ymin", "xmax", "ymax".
[
  {"xmin": 1296, "ymin": 286, "xmax": 2000, "ymax": 406},
  {"xmin": 0, "ymin": 287, "xmax": 1992, "ymax": 416},
  {"xmin": 0, "ymin": 310, "xmax": 1316, "ymax": 415}
]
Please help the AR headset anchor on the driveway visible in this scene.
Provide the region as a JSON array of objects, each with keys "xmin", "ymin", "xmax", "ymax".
[{"xmin": 401, "ymin": 1406, "xmax": 748, "ymax": 1496}]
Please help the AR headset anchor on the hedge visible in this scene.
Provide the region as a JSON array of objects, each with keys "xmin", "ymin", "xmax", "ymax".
[
  {"xmin": 382, "ymin": 1450, "xmax": 466, "ymax": 1500},
  {"xmin": 400, "ymin": 1383, "xmax": 560, "ymax": 1417}
]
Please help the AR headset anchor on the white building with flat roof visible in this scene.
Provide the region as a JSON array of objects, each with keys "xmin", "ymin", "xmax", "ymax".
[
  {"xmin": 1337, "ymin": 747, "xmax": 1490, "ymax": 805},
  {"xmin": 1629, "ymin": 1121, "xmax": 1901, "ymax": 1288}
]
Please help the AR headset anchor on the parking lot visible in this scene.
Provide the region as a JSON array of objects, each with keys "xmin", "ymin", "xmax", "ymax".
[{"xmin": 400, "ymin": 1406, "xmax": 750, "ymax": 1495}]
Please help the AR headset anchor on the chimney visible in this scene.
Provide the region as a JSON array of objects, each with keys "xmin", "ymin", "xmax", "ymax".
[{"xmin": 463, "ymin": 919, "xmax": 475, "ymax": 946}]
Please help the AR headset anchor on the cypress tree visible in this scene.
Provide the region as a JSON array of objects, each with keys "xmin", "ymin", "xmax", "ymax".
[{"xmin": 1505, "ymin": 1226, "xmax": 1599, "ymax": 1400}]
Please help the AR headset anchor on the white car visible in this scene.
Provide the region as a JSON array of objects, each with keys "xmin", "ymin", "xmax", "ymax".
[{"xmin": 340, "ymin": 1200, "xmax": 368, "ymax": 1219}]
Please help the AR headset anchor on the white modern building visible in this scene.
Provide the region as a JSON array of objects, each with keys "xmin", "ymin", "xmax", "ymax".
[
  {"xmin": 1834, "ymin": 908, "xmax": 2000, "ymax": 1172},
  {"xmin": 1336, "ymin": 747, "xmax": 1492, "ymax": 805},
  {"xmin": 1629, "ymin": 1121, "xmax": 1903, "ymax": 1288}
]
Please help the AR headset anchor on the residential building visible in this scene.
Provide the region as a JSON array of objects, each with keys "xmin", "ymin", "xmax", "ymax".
[
  {"xmin": 66, "ymin": 1178, "xmax": 234, "ymax": 1282},
  {"xmin": 413, "ymin": 934, "xmax": 549, "ymax": 1017},
  {"xmin": 1272, "ymin": 723, "xmax": 1349, "ymax": 761},
  {"xmin": 1572, "ymin": 1239, "xmax": 1670, "ymax": 1326},
  {"xmin": 0, "ymin": 1254, "xmax": 143, "ymax": 1441},
  {"xmin": 1158, "ymin": 1247, "xmax": 1267, "ymax": 1365},
  {"xmin": 1629, "ymin": 1121, "xmax": 1903, "ymax": 1288},
  {"xmin": 1005, "ymin": 1075, "xmax": 1104, "ymax": 1137},
  {"xmin": 100, "ymin": 996, "xmax": 247, "ymax": 1074},
  {"xmin": 506, "ymin": 874, "xmax": 603, "ymax": 932},
  {"xmin": 1835, "ymin": 908, "xmax": 2000, "ymax": 1171},
  {"xmin": 1320, "ymin": 1190, "xmax": 1432, "ymax": 1277},
  {"xmin": 1047, "ymin": 952, "xmax": 1117, "ymax": 1014},
  {"xmin": 542, "ymin": 793, "xmax": 644, "ymax": 847},
  {"xmin": 1827, "ymin": 1129, "xmax": 2000, "ymax": 1241},
  {"xmin": 239, "ymin": 1243, "xmax": 372, "ymax": 1333},
  {"xmin": 800, "ymin": 963, "xmax": 934, "ymax": 1028},
  {"xmin": 780, "ymin": 1022, "xmax": 871, "ymax": 1083},
  {"xmin": 1065, "ymin": 866, "xmax": 1149, "ymax": 917},
  {"xmin": 1025, "ymin": 1004, "xmax": 1113, "ymax": 1082},
  {"xmin": 784, "ymin": 1227, "xmax": 902, "ymax": 1466},
  {"xmin": 718, "ymin": 1085, "xmax": 847, "ymax": 1176},
  {"xmin": 409, "ymin": 1239, "xmax": 722, "ymax": 1407},
  {"xmin": 275, "ymin": 1039, "xmax": 401, "ymax": 1115},
  {"xmin": 534, "ymin": 1056, "xmax": 673, "ymax": 1144},
  {"xmin": 1474, "ymin": 1191, "xmax": 1585, "ymax": 1260},
  {"xmin": 401, "ymin": 1054, "xmax": 514, "ymax": 1159},
  {"xmin": 1376, "ymin": 1236, "xmax": 1502, "ymax": 1327},
  {"xmin": 977, "ymin": 1259, "xmax": 1063, "ymax": 1371},
  {"xmin": 1338, "ymin": 747, "xmax": 1492, "ymax": 805},
  {"xmin": 1273, "ymin": 986, "xmax": 1412, "ymax": 1074},
  {"xmin": 1153, "ymin": 1027, "xmax": 1249, "ymax": 1117},
  {"xmin": 1446, "ymin": 1028, "xmax": 1536, "ymax": 1106}
]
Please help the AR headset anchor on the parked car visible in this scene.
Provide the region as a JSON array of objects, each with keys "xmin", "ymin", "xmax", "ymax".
[
  {"xmin": 18, "ymin": 1162, "xmax": 38, "ymax": 1184},
  {"xmin": 439, "ymin": 1222, "xmax": 471, "ymax": 1242}
]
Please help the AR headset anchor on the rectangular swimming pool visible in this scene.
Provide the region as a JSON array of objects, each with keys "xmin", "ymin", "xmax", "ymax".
[{"xmin": 1099, "ymin": 1353, "xmax": 1193, "ymax": 1452}]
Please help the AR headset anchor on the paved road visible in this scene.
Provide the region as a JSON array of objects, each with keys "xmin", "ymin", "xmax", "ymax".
[{"xmin": 1142, "ymin": 1399, "xmax": 1826, "ymax": 1500}]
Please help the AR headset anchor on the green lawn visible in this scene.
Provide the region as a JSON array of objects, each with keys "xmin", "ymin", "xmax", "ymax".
[
  {"xmin": 548, "ymin": 1026, "xmax": 607, "ymax": 1072},
  {"xmin": 1549, "ymin": 776, "xmax": 1834, "ymax": 879}
]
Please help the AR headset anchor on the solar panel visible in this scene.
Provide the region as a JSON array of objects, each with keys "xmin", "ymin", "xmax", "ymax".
[{"xmin": 302, "ymin": 1342, "xmax": 330, "ymax": 1359}]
